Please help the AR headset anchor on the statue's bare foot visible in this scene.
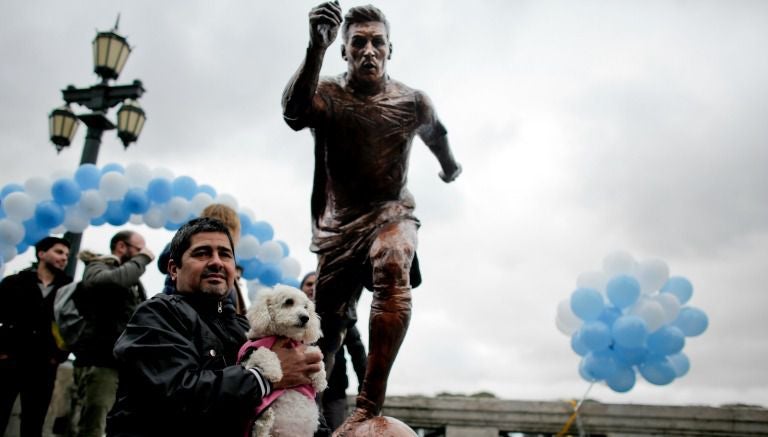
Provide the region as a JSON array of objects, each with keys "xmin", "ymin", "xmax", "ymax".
[{"xmin": 331, "ymin": 407, "xmax": 374, "ymax": 437}]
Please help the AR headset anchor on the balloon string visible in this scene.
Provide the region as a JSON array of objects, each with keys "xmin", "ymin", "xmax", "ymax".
[{"xmin": 555, "ymin": 381, "xmax": 595, "ymax": 437}]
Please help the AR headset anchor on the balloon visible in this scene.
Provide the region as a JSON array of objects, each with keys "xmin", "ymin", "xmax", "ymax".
[
  {"xmin": 578, "ymin": 321, "xmax": 612, "ymax": 352},
  {"xmin": 34, "ymin": 201, "xmax": 65, "ymax": 229},
  {"xmin": 258, "ymin": 263, "xmax": 282, "ymax": 286},
  {"xmin": 570, "ymin": 287, "xmax": 604, "ymax": 321},
  {"xmin": 16, "ymin": 241, "xmax": 29, "ymax": 256},
  {"xmin": 129, "ymin": 214, "xmax": 144, "ymax": 225},
  {"xmin": 582, "ymin": 350, "xmax": 617, "ymax": 380},
  {"xmin": 101, "ymin": 163, "xmax": 125, "ymax": 174},
  {"xmin": 0, "ymin": 219, "xmax": 25, "ymax": 246},
  {"xmin": 673, "ymin": 307, "xmax": 708, "ymax": 337},
  {"xmin": 23, "ymin": 219, "xmax": 49, "ymax": 246},
  {"xmin": 236, "ymin": 235, "xmax": 261, "ymax": 260},
  {"xmin": 104, "ymin": 200, "xmax": 130, "ymax": 226},
  {"xmin": 124, "ymin": 163, "xmax": 153, "ymax": 188},
  {"xmin": 123, "ymin": 188, "xmax": 150, "ymax": 214},
  {"xmin": 78, "ymin": 190, "xmax": 108, "ymax": 218},
  {"xmin": 215, "ymin": 193, "xmax": 239, "ymax": 211},
  {"xmin": 90, "ymin": 216, "xmax": 106, "ymax": 226},
  {"xmin": 606, "ymin": 274, "xmax": 641, "ymax": 309},
  {"xmin": 100, "ymin": 172, "xmax": 129, "ymax": 201},
  {"xmin": 24, "ymin": 177, "xmax": 52, "ymax": 201},
  {"xmin": 276, "ymin": 240, "xmax": 290, "ymax": 257},
  {"xmin": 668, "ymin": 352, "xmax": 690, "ymax": 377},
  {"xmin": 249, "ymin": 221, "xmax": 274, "ymax": 243},
  {"xmin": 190, "ymin": 192, "xmax": 214, "ymax": 215},
  {"xmin": 279, "ymin": 277, "xmax": 300, "ymax": 288},
  {"xmin": 164, "ymin": 221, "xmax": 183, "ymax": 231},
  {"xmin": 279, "ymin": 257, "xmax": 301, "ymax": 279},
  {"xmin": 240, "ymin": 257, "xmax": 263, "ymax": 281},
  {"xmin": 51, "ymin": 178, "xmax": 82, "ymax": 205},
  {"xmin": 571, "ymin": 331, "xmax": 589, "ymax": 356},
  {"xmin": 198, "ymin": 184, "xmax": 217, "ymax": 198},
  {"xmin": 639, "ymin": 356, "xmax": 676, "ymax": 385},
  {"xmin": 75, "ymin": 164, "xmax": 101, "ymax": 189},
  {"xmin": 597, "ymin": 306, "xmax": 622, "ymax": 327},
  {"xmin": 555, "ymin": 298, "xmax": 582, "ymax": 336},
  {"xmin": 238, "ymin": 212, "xmax": 254, "ymax": 235},
  {"xmin": 630, "ymin": 297, "xmax": 666, "ymax": 333},
  {"xmin": 636, "ymin": 258, "xmax": 669, "ymax": 293},
  {"xmin": 647, "ymin": 325, "xmax": 685, "ymax": 355},
  {"xmin": 606, "ymin": 365, "xmax": 636, "ymax": 393},
  {"xmin": 611, "ymin": 315, "xmax": 648, "ymax": 349},
  {"xmin": 3, "ymin": 191, "xmax": 36, "ymax": 221},
  {"xmin": 602, "ymin": 251, "xmax": 636, "ymax": 277},
  {"xmin": 147, "ymin": 178, "xmax": 173, "ymax": 203},
  {"xmin": 257, "ymin": 240, "xmax": 284, "ymax": 263},
  {"xmin": 143, "ymin": 206, "xmax": 166, "ymax": 229},
  {"xmin": 660, "ymin": 276, "xmax": 694, "ymax": 305},
  {"xmin": 63, "ymin": 208, "xmax": 90, "ymax": 233},
  {"xmin": 165, "ymin": 197, "xmax": 191, "ymax": 224},
  {"xmin": 171, "ymin": 176, "xmax": 197, "ymax": 200},
  {"xmin": 576, "ymin": 271, "xmax": 608, "ymax": 293},
  {"xmin": 1, "ymin": 244, "xmax": 17, "ymax": 264},
  {"xmin": 654, "ymin": 293, "xmax": 681, "ymax": 324},
  {"xmin": 613, "ymin": 344, "xmax": 648, "ymax": 366},
  {"xmin": 1, "ymin": 183, "xmax": 24, "ymax": 199}
]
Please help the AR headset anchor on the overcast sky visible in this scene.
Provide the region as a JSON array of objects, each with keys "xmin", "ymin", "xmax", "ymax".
[{"xmin": 2, "ymin": 1, "xmax": 766, "ymax": 408}]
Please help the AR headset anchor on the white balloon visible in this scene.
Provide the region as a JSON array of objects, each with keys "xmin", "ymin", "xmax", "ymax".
[
  {"xmin": 144, "ymin": 206, "xmax": 166, "ymax": 229},
  {"xmin": 636, "ymin": 258, "xmax": 670, "ymax": 293},
  {"xmin": 279, "ymin": 257, "xmax": 302, "ymax": 279},
  {"xmin": 236, "ymin": 235, "xmax": 261, "ymax": 259},
  {"xmin": 151, "ymin": 167, "xmax": 175, "ymax": 180},
  {"xmin": 78, "ymin": 190, "xmax": 108, "ymax": 218},
  {"xmin": 215, "ymin": 193, "xmax": 238, "ymax": 211},
  {"xmin": 63, "ymin": 208, "xmax": 90, "ymax": 233},
  {"xmin": 654, "ymin": 292, "xmax": 681, "ymax": 324},
  {"xmin": 0, "ymin": 244, "xmax": 16, "ymax": 264},
  {"xmin": 2, "ymin": 192, "xmax": 36, "ymax": 221},
  {"xmin": 129, "ymin": 214, "xmax": 144, "ymax": 225},
  {"xmin": 239, "ymin": 207, "xmax": 257, "ymax": 222},
  {"xmin": 124, "ymin": 163, "xmax": 153, "ymax": 189},
  {"xmin": 630, "ymin": 297, "xmax": 666, "ymax": 333},
  {"xmin": 603, "ymin": 251, "xmax": 637, "ymax": 277},
  {"xmin": 555, "ymin": 298, "xmax": 582, "ymax": 336},
  {"xmin": 257, "ymin": 240, "xmax": 284, "ymax": 263},
  {"xmin": 99, "ymin": 172, "xmax": 129, "ymax": 200},
  {"xmin": 50, "ymin": 225, "xmax": 66, "ymax": 234},
  {"xmin": 165, "ymin": 197, "xmax": 191, "ymax": 224},
  {"xmin": 0, "ymin": 219, "xmax": 25, "ymax": 246},
  {"xmin": 24, "ymin": 177, "xmax": 53, "ymax": 201},
  {"xmin": 190, "ymin": 192, "xmax": 214, "ymax": 216},
  {"xmin": 576, "ymin": 271, "xmax": 608, "ymax": 294}
]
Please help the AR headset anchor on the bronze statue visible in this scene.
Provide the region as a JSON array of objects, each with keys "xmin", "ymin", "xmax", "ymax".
[{"xmin": 282, "ymin": 2, "xmax": 461, "ymax": 434}]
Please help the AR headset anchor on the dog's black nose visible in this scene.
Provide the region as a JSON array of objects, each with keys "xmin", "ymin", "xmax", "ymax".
[{"xmin": 299, "ymin": 314, "xmax": 309, "ymax": 326}]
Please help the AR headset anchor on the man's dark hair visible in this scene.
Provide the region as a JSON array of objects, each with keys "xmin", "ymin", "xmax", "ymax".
[
  {"xmin": 34, "ymin": 236, "xmax": 70, "ymax": 261},
  {"xmin": 169, "ymin": 217, "xmax": 235, "ymax": 267},
  {"xmin": 110, "ymin": 230, "xmax": 136, "ymax": 253},
  {"xmin": 342, "ymin": 5, "xmax": 390, "ymax": 42}
]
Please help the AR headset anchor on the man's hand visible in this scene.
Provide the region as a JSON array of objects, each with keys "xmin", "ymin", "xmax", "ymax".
[
  {"xmin": 138, "ymin": 246, "xmax": 155, "ymax": 262},
  {"xmin": 439, "ymin": 163, "xmax": 462, "ymax": 183},
  {"xmin": 309, "ymin": 1, "xmax": 342, "ymax": 50},
  {"xmin": 271, "ymin": 338, "xmax": 323, "ymax": 389}
]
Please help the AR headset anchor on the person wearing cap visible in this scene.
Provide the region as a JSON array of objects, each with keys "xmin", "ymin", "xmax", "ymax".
[{"xmin": 0, "ymin": 236, "xmax": 72, "ymax": 437}]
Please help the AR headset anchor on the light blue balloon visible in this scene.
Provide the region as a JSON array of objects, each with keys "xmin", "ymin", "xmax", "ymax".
[
  {"xmin": 90, "ymin": 216, "xmax": 106, "ymax": 226},
  {"xmin": 51, "ymin": 178, "xmax": 82, "ymax": 206},
  {"xmin": 276, "ymin": 240, "xmax": 289, "ymax": 257},
  {"xmin": 578, "ymin": 358, "xmax": 598, "ymax": 382},
  {"xmin": 101, "ymin": 163, "xmax": 125, "ymax": 174},
  {"xmin": 34, "ymin": 201, "xmax": 65, "ymax": 229},
  {"xmin": 16, "ymin": 241, "xmax": 29, "ymax": 255},
  {"xmin": 571, "ymin": 331, "xmax": 589, "ymax": 356},
  {"xmin": 147, "ymin": 178, "xmax": 173, "ymax": 203},
  {"xmin": 612, "ymin": 315, "xmax": 648, "ymax": 348},
  {"xmin": 75, "ymin": 164, "xmax": 101, "ymax": 190},
  {"xmin": 259, "ymin": 263, "xmax": 282, "ymax": 286},
  {"xmin": 647, "ymin": 325, "xmax": 685, "ymax": 355},
  {"xmin": 172, "ymin": 176, "xmax": 198, "ymax": 200},
  {"xmin": 673, "ymin": 306, "xmax": 708, "ymax": 336},
  {"xmin": 249, "ymin": 221, "xmax": 274, "ymax": 243},
  {"xmin": 660, "ymin": 276, "xmax": 693, "ymax": 304},
  {"xmin": 578, "ymin": 320, "xmax": 612, "ymax": 351},
  {"xmin": 639, "ymin": 356, "xmax": 676, "ymax": 385},
  {"xmin": 280, "ymin": 277, "xmax": 300, "ymax": 288},
  {"xmin": 606, "ymin": 365, "xmax": 636, "ymax": 393},
  {"xmin": 598, "ymin": 306, "xmax": 622, "ymax": 327},
  {"xmin": 668, "ymin": 352, "xmax": 690, "ymax": 377},
  {"xmin": 570, "ymin": 287, "xmax": 604, "ymax": 321},
  {"xmin": 606, "ymin": 274, "xmax": 641, "ymax": 309},
  {"xmin": 23, "ymin": 219, "xmax": 49, "ymax": 246},
  {"xmin": 582, "ymin": 350, "xmax": 617, "ymax": 380},
  {"xmin": 123, "ymin": 188, "xmax": 150, "ymax": 214},
  {"xmin": 104, "ymin": 201, "xmax": 130, "ymax": 226},
  {"xmin": 238, "ymin": 213, "xmax": 253, "ymax": 235},
  {"xmin": 241, "ymin": 258, "xmax": 263, "ymax": 281},
  {"xmin": 164, "ymin": 221, "xmax": 183, "ymax": 231},
  {"xmin": 1, "ymin": 183, "xmax": 24, "ymax": 199},
  {"xmin": 198, "ymin": 184, "xmax": 217, "ymax": 198},
  {"xmin": 613, "ymin": 344, "xmax": 648, "ymax": 366}
]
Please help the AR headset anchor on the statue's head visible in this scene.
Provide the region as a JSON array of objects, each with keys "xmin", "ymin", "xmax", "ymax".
[{"xmin": 341, "ymin": 5, "xmax": 392, "ymax": 87}]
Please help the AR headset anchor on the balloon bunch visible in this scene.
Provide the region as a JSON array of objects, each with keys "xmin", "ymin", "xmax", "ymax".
[
  {"xmin": 555, "ymin": 251, "xmax": 708, "ymax": 393},
  {"xmin": 0, "ymin": 162, "xmax": 302, "ymax": 288}
]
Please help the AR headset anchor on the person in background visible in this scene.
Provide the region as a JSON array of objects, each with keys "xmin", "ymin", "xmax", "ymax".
[
  {"xmin": 0, "ymin": 236, "xmax": 72, "ymax": 437},
  {"xmin": 106, "ymin": 217, "xmax": 324, "ymax": 436},
  {"xmin": 69, "ymin": 231, "xmax": 153, "ymax": 437},
  {"xmin": 157, "ymin": 203, "xmax": 247, "ymax": 315}
]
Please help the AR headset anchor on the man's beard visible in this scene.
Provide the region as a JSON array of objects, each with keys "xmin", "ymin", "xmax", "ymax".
[{"xmin": 41, "ymin": 260, "xmax": 65, "ymax": 275}]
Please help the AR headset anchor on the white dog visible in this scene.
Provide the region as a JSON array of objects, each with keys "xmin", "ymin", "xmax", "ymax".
[{"xmin": 238, "ymin": 285, "xmax": 327, "ymax": 437}]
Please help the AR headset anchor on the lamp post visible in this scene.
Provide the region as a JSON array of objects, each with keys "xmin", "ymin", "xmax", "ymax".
[{"xmin": 49, "ymin": 18, "xmax": 146, "ymax": 277}]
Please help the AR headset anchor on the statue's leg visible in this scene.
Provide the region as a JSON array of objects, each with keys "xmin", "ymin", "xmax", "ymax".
[{"xmin": 341, "ymin": 221, "xmax": 417, "ymax": 430}]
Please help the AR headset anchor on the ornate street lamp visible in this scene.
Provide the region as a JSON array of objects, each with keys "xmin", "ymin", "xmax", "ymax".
[{"xmin": 48, "ymin": 17, "xmax": 146, "ymax": 276}]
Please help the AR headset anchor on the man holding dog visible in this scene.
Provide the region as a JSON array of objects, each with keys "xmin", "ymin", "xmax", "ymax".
[
  {"xmin": 106, "ymin": 218, "xmax": 324, "ymax": 436},
  {"xmin": 282, "ymin": 2, "xmax": 461, "ymax": 433}
]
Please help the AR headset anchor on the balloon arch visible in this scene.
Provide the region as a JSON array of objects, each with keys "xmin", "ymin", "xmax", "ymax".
[{"xmin": 0, "ymin": 162, "xmax": 302, "ymax": 290}]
